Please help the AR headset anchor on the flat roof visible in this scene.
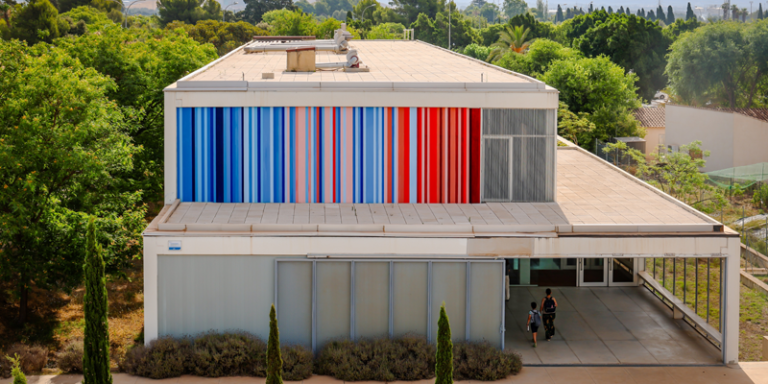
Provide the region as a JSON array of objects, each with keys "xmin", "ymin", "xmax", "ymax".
[
  {"xmin": 188, "ymin": 40, "xmax": 535, "ymax": 85},
  {"xmin": 147, "ymin": 143, "xmax": 725, "ymax": 237}
]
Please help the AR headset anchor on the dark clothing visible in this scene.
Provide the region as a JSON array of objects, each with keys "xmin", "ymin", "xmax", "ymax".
[
  {"xmin": 543, "ymin": 297, "xmax": 556, "ymax": 313},
  {"xmin": 530, "ymin": 324, "xmax": 539, "ymax": 333},
  {"xmin": 543, "ymin": 313, "xmax": 556, "ymax": 339}
]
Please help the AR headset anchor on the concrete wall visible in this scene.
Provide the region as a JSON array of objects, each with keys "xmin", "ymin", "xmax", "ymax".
[
  {"xmin": 666, "ymin": 105, "xmax": 734, "ymax": 172},
  {"xmin": 732, "ymin": 113, "xmax": 768, "ymax": 169},
  {"xmin": 643, "ymin": 126, "xmax": 665, "ymax": 156}
]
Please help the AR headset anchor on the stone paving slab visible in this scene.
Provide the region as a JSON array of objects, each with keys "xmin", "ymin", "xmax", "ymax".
[{"xmin": 1, "ymin": 364, "xmax": 765, "ymax": 384}]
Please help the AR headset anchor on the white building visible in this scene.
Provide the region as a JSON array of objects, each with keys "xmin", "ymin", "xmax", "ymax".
[{"xmin": 143, "ymin": 32, "xmax": 740, "ymax": 365}]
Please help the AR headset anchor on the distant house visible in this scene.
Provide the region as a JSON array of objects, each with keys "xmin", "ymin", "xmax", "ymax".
[
  {"xmin": 633, "ymin": 107, "xmax": 665, "ymax": 157},
  {"xmin": 666, "ymin": 105, "xmax": 768, "ymax": 172}
]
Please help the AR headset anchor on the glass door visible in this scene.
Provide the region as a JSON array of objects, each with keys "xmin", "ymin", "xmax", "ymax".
[
  {"xmin": 578, "ymin": 258, "xmax": 607, "ymax": 287},
  {"xmin": 609, "ymin": 258, "xmax": 638, "ymax": 286}
]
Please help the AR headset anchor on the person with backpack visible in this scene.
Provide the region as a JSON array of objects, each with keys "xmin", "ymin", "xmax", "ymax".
[
  {"xmin": 540, "ymin": 288, "xmax": 558, "ymax": 341},
  {"xmin": 526, "ymin": 302, "xmax": 542, "ymax": 347}
]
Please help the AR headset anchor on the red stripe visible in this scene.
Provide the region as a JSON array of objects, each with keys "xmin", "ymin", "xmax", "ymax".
[{"xmin": 469, "ymin": 108, "xmax": 482, "ymax": 204}]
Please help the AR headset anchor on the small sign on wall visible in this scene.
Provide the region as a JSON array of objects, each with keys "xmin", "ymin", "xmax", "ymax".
[{"xmin": 168, "ymin": 240, "xmax": 182, "ymax": 251}]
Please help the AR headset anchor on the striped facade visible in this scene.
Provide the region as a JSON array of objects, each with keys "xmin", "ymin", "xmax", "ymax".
[{"xmin": 177, "ymin": 107, "xmax": 483, "ymax": 204}]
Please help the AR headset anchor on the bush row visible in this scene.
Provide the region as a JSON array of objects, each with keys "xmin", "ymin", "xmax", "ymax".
[
  {"xmin": 123, "ymin": 332, "xmax": 521, "ymax": 381},
  {"xmin": 0, "ymin": 344, "xmax": 48, "ymax": 378},
  {"xmin": 121, "ymin": 332, "xmax": 313, "ymax": 380}
]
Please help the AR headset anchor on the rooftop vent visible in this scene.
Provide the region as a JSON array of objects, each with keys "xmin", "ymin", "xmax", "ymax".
[{"xmin": 245, "ymin": 24, "xmax": 353, "ymax": 54}]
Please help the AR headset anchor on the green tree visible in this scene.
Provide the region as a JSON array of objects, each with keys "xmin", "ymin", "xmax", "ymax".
[
  {"xmin": 391, "ymin": 0, "xmax": 444, "ymax": 24},
  {"xmin": 666, "ymin": 5, "xmax": 674, "ymax": 24},
  {"xmin": 266, "ymin": 304, "xmax": 283, "ymax": 384},
  {"xmin": 157, "ymin": 0, "xmax": 222, "ymax": 25},
  {"xmin": 758, "ymin": 4, "xmax": 763, "ymax": 20},
  {"xmin": 0, "ymin": 40, "xmax": 145, "ymax": 324},
  {"xmin": 239, "ymin": 0, "xmax": 295, "ymax": 23},
  {"xmin": 663, "ymin": 17, "xmax": 700, "ymax": 40},
  {"xmin": 686, "ymin": 2, "xmax": 695, "ymax": 20},
  {"xmin": 435, "ymin": 303, "xmax": 452, "ymax": 384},
  {"xmin": 571, "ymin": 12, "xmax": 671, "ymax": 101},
  {"xmin": 9, "ymin": 0, "xmax": 59, "ymax": 44},
  {"xmin": 487, "ymin": 24, "xmax": 531, "ymax": 61},
  {"xmin": 367, "ymin": 21, "xmax": 405, "ymax": 38},
  {"xmin": 557, "ymin": 102, "xmax": 595, "ymax": 146},
  {"xmin": 555, "ymin": 4, "xmax": 562, "ymax": 22},
  {"xmin": 541, "ymin": 55, "xmax": 642, "ymax": 147},
  {"xmin": 666, "ymin": 20, "xmax": 768, "ymax": 108},
  {"xmin": 182, "ymin": 19, "xmax": 269, "ymax": 56},
  {"xmin": 534, "ymin": 0, "xmax": 545, "ymax": 20},
  {"xmin": 83, "ymin": 218, "xmax": 112, "ymax": 384},
  {"xmin": 502, "ymin": 0, "xmax": 526, "ymax": 19},
  {"xmin": 262, "ymin": 8, "xmax": 316, "ymax": 35},
  {"xmin": 656, "ymin": 5, "xmax": 664, "ymax": 22},
  {"xmin": 508, "ymin": 12, "xmax": 553, "ymax": 39},
  {"xmin": 6, "ymin": 355, "xmax": 26, "ymax": 384},
  {"xmin": 60, "ymin": 5, "xmax": 112, "ymax": 29},
  {"xmin": 496, "ymin": 38, "xmax": 580, "ymax": 77},
  {"xmin": 477, "ymin": 22, "xmax": 504, "ymax": 45}
]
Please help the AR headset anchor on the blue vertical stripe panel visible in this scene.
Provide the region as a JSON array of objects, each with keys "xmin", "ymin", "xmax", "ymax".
[{"xmin": 177, "ymin": 108, "xmax": 194, "ymax": 202}]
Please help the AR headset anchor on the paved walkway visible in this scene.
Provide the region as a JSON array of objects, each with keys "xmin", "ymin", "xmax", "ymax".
[
  {"xmin": 506, "ymin": 286, "xmax": 722, "ymax": 365},
  {"xmin": 3, "ymin": 363, "xmax": 767, "ymax": 384}
]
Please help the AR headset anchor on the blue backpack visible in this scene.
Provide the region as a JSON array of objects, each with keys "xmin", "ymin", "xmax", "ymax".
[{"xmin": 531, "ymin": 310, "xmax": 542, "ymax": 327}]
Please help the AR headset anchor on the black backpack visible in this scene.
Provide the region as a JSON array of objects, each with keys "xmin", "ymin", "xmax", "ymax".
[{"xmin": 544, "ymin": 297, "xmax": 556, "ymax": 313}]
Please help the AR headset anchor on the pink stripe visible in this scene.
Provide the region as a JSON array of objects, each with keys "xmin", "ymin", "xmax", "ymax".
[
  {"xmin": 284, "ymin": 107, "xmax": 291, "ymax": 203},
  {"xmin": 296, "ymin": 107, "xmax": 306, "ymax": 203},
  {"xmin": 344, "ymin": 107, "xmax": 354, "ymax": 203},
  {"xmin": 324, "ymin": 107, "xmax": 333, "ymax": 203}
]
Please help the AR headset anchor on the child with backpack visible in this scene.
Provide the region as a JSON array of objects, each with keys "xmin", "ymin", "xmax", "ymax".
[
  {"xmin": 540, "ymin": 288, "xmax": 558, "ymax": 341},
  {"xmin": 527, "ymin": 302, "xmax": 542, "ymax": 347}
]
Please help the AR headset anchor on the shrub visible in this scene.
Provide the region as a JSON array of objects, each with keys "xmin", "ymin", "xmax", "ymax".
[
  {"xmin": 121, "ymin": 337, "xmax": 192, "ymax": 379},
  {"xmin": 436, "ymin": 303, "xmax": 453, "ymax": 384},
  {"xmin": 7, "ymin": 354, "xmax": 26, "ymax": 384},
  {"xmin": 453, "ymin": 341, "xmax": 521, "ymax": 380},
  {"xmin": 266, "ymin": 304, "xmax": 282, "ymax": 384},
  {"xmin": 281, "ymin": 345, "xmax": 313, "ymax": 381},
  {"xmin": 56, "ymin": 340, "xmax": 84, "ymax": 373},
  {"xmin": 314, "ymin": 335, "xmax": 435, "ymax": 381},
  {"xmin": 190, "ymin": 332, "xmax": 266, "ymax": 377},
  {"xmin": 3, "ymin": 344, "xmax": 47, "ymax": 375},
  {"xmin": 462, "ymin": 44, "xmax": 492, "ymax": 61}
]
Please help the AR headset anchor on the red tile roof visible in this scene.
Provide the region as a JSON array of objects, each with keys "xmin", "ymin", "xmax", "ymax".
[{"xmin": 634, "ymin": 107, "xmax": 665, "ymax": 128}]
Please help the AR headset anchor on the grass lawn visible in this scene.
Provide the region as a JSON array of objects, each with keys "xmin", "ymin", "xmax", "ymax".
[{"xmin": 739, "ymin": 283, "xmax": 768, "ymax": 361}]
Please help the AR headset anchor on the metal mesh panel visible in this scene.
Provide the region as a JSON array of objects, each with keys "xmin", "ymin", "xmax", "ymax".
[
  {"xmin": 483, "ymin": 138, "xmax": 510, "ymax": 201},
  {"xmin": 316, "ymin": 262, "xmax": 351, "ymax": 347},
  {"xmin": 158, "ymin": 255, "xmax": 275, "ymax": 340},
  {"xmin": 469, "ymin": 263, "xmax": 503, "ymax": 347},
  {"xmin": 393, "ymin": 262, "xmax": 429, "ymax": 338},
  {"xmin": 431, "ymin": 262, "xmax": 467, "ymax": 342},
  {"xmin": 481, "ymin": 109, "xmax": 556, "ymax": 202},
  {"xmin": 354, "ymin": 262, "xmax": 390, "ymax": 339},
  {"xmin": 277, "ymin": 261, "xmax": 313, "ymax": 347},
  {"xmin": 512, "ymin": 136, "xmax": 555, "ymax": 202},
  {"xmin": 482, "ymin": 109, "xmax": 552, "ymax": 135}
]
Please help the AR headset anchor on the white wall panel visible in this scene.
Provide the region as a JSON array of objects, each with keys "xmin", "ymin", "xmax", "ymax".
[
  {"xmin": 469, "ymin": 262, "xmax": 503, "ymax": 347},
  {"xmin": 158, "ymin": 255, "xmax": 275, "ymax": 339},
  {"xmin": 316, "ymin": 262, "xmax": 351, "ymax": 346},
  {"xmin": 431, "ymin": 262, "xmax": 467, "ymax": 342},
  {"xmin": 277, "ymin": 261, "xmax": 313, "ymax": 347},
  {"xmin": 393, "ymin": 262, "xmax": 429, "ymax": 338},
  {"xmin": 354, "ymin": 262, "xmax": 390, "ymax": 339}
]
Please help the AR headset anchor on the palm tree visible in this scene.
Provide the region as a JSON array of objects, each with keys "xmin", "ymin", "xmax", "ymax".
[{"xmin": 486, "ymin": 25, "xmax": 532, "ymax": 62}]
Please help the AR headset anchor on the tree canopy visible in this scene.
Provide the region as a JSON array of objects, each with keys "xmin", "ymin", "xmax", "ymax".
[
  {"xmin": 666, "ymin": 19, "xmax": 768, "ymax": 108},
  {"xmin": 0, "ymin": 39, "xmax": 146, "ymax": 323},
  {"xmin": 158, "ymin": 0, "xmax": 223, "ymax": 26}
]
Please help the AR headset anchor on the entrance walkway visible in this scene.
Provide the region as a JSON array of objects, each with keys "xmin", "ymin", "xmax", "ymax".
[
  {"xmin": 505, "ymin": 286, "xmax": 722, "ymax": 365},
  {"xmin": 4, "ymin": 364, "xmax": 766, "ymax": 384}
]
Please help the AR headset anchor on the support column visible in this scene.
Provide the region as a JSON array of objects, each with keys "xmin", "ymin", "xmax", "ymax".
[
  {"xmin": 520, "ymin": 259, "xmax": 531, "ymax": 285},
  {"xmin": 144, "ymin": 238, "xmax": 159, "ymax": 345},
  {"xmin": 723, "ymin": 237, "xmax": 741, "ymax": 364}
]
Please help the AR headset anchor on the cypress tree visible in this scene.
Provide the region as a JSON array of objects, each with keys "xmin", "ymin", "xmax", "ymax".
[
  {"xmin": 588, "ymin": 3, "xmax": 593, "ymax": 13},
  {"xmin": 555, "ymin": 4, "xmax": 563, "ymax": 22},
  {"xmin": 667, "ymin": 5, "xmax": 675, "ymax": 23},
  {"xmin": 435, "ymin": 303, "xmax": 453, "ymax": 384},
  {"xmin": 686, "ymin": 2, "xmax": 695, "ymax": 20},
  {"xmin": 656, "ymin": 5, "xmax": 665, "ymax": 21},
  {"xmin": 648, "ymin": 10, "xmax": 656, "ymax": 20},
  {"xmin": 266, "ymin": 304, "xmax": 283, "ymax": 384},
  {"xmin": 83, "ymin": 218, "xmax": 112, "ymax": 384},
  {"xmin": 759, "ymin": 4, "xmax": 764, "ymax": 19},
  {"xmin": 618, "ymin": 6, "xmax": 624, "ymax": 14},
  {"xmin": 626, "ymin": 7, "xmax": 631, "ymax": 15},
  {"xmin": 608, "ymin": 5, "xmax": 613, "ymax": 13}
]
